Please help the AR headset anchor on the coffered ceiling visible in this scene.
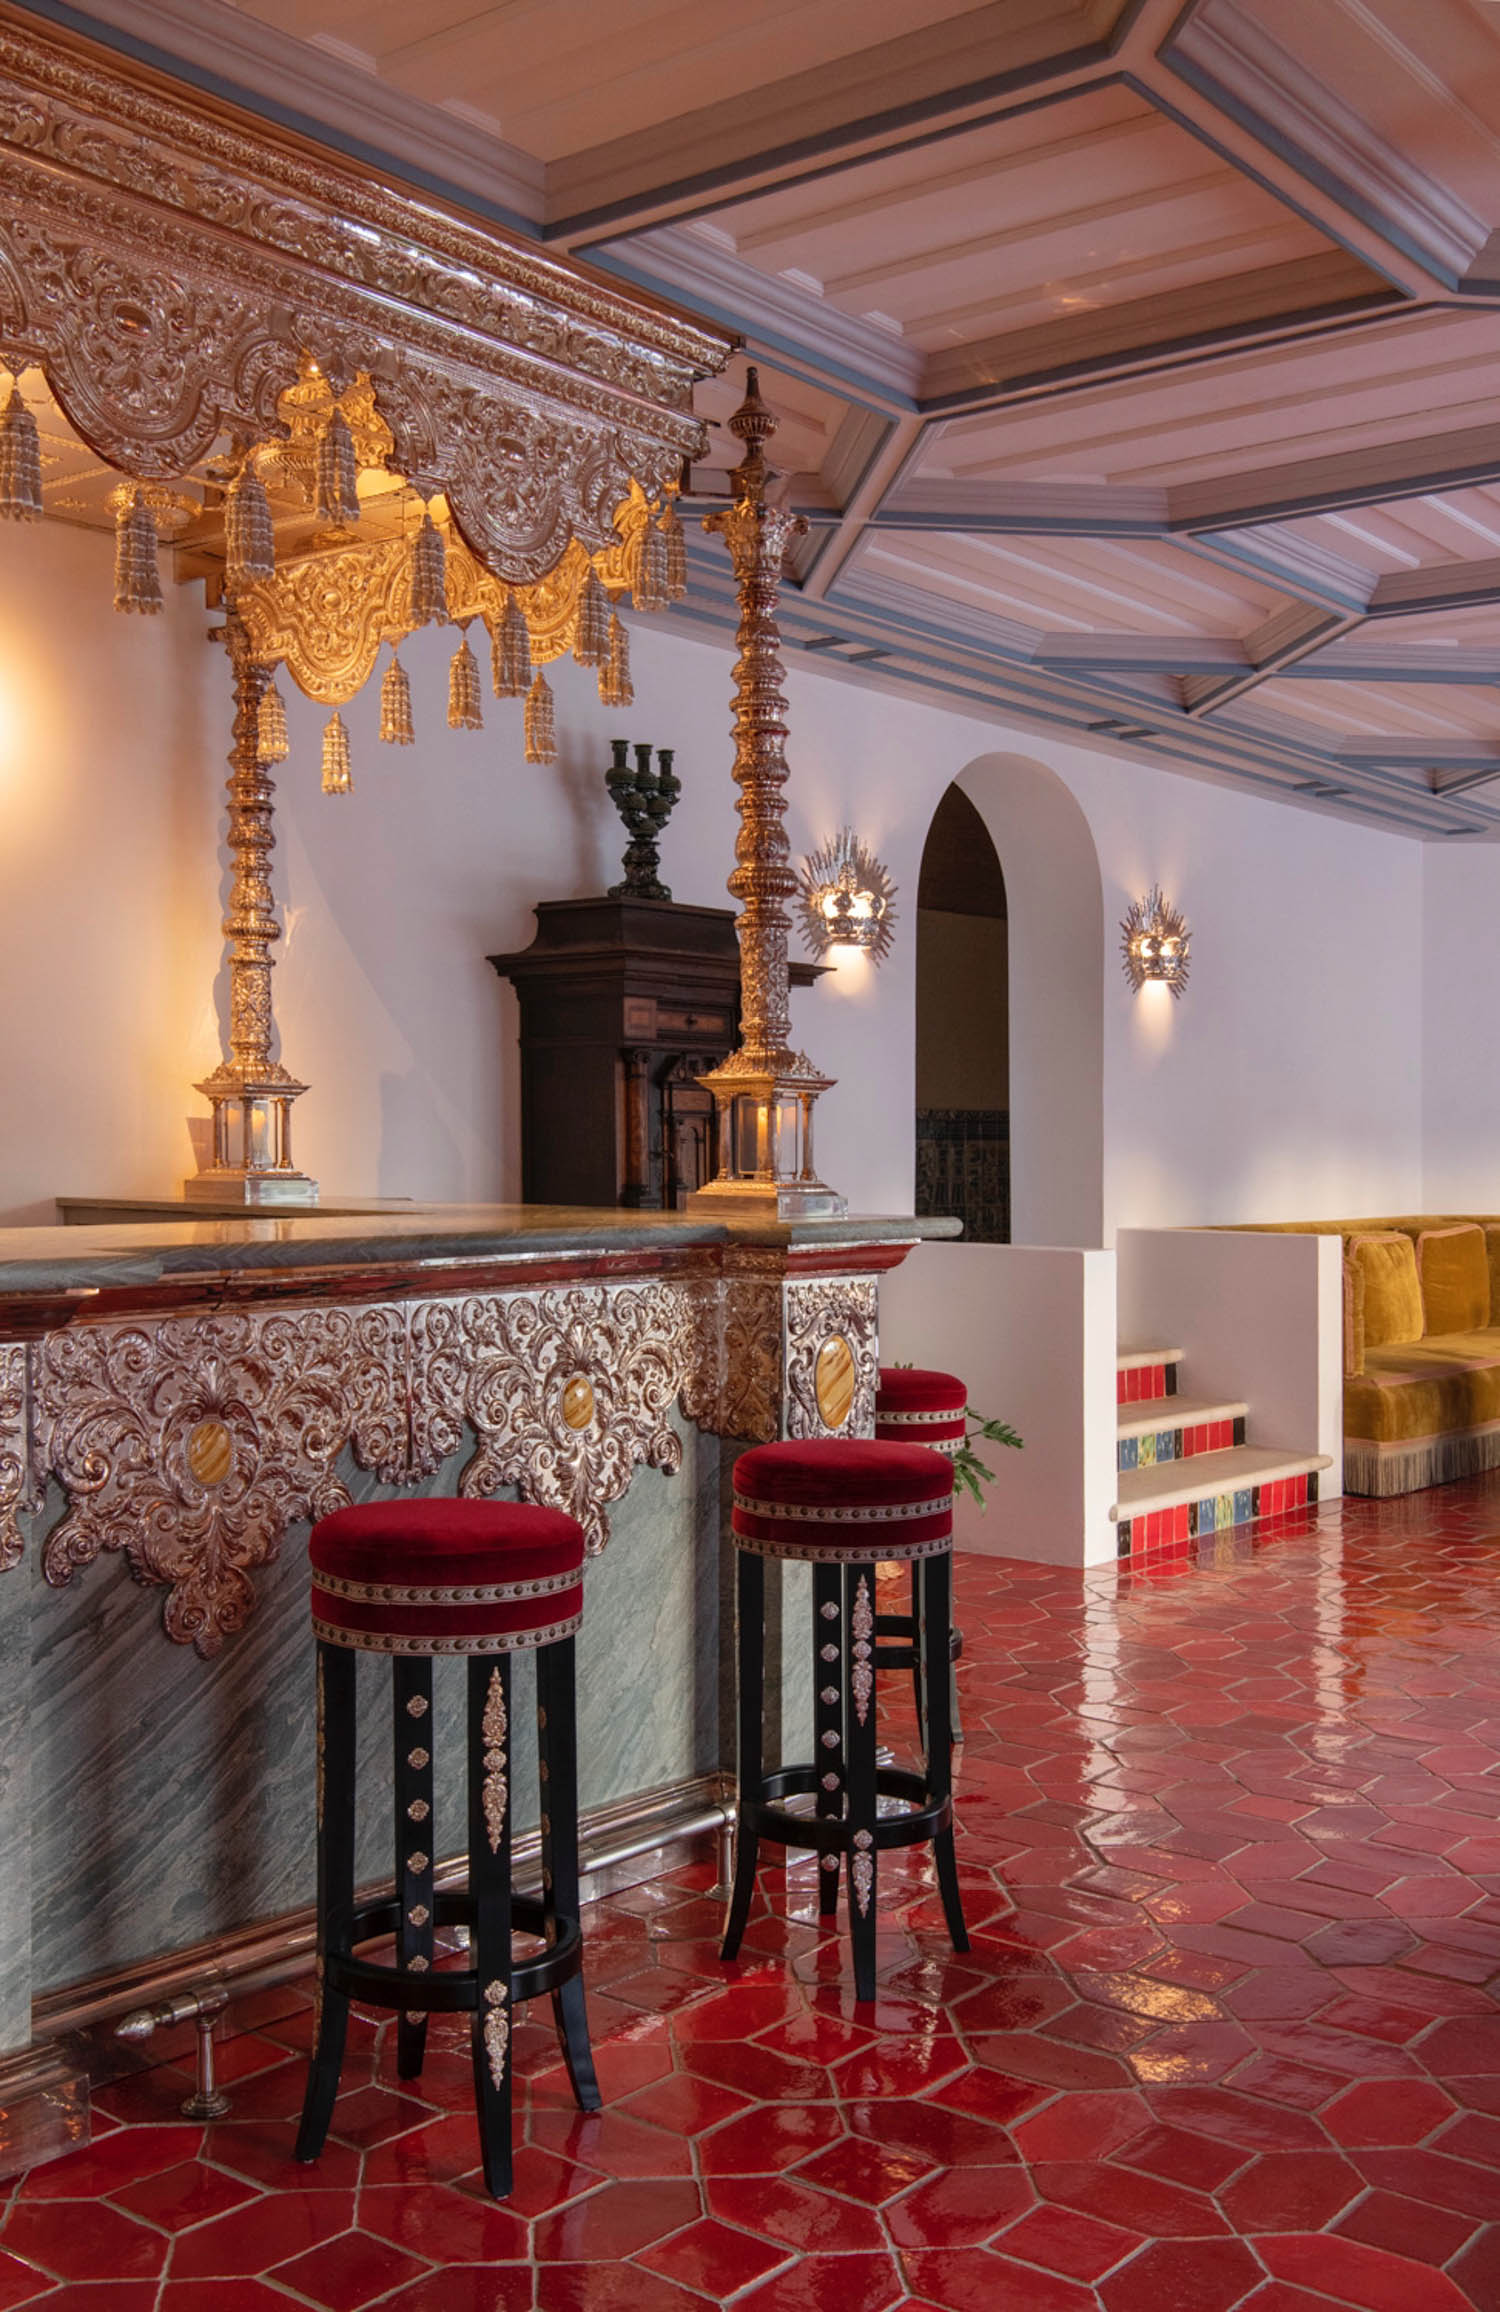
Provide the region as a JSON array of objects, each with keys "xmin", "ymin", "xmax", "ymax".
[{"xmin": 21, "ymin": 0, "xmax": 1500, "ymax": 835}]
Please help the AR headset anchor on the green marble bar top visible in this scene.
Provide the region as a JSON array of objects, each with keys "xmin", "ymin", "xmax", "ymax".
[{"xmin": 0, "ymin": 1204, "xmax": 960, "ymax": 1299}]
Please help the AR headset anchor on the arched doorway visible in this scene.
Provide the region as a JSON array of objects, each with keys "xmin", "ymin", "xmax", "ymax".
[
  {"xmin": 915, "ymin": 786, "xmax": 1010, "ymax": 1241},
  {"xmin": 916, "ymin": 753, "xmax": 1104, "ymax": 1248}
]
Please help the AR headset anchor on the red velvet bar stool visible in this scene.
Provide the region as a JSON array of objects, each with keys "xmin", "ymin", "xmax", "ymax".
[
  {"xmin": 295, "ymin": 1500, "xmax": 600, "ymax": 2199},
  {"xmin": 875, "ymin": 1366, "xmax": 967, "ymax": 1725},
  {"xmin": 720, "ymin": 1437, "xmax": 969, "ymax": 2003}
]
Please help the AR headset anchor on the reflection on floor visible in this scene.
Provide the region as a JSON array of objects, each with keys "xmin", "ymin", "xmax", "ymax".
[{"xmin": 5, "ymin": 1479, "xmax": 1500, "ymax": 2310}]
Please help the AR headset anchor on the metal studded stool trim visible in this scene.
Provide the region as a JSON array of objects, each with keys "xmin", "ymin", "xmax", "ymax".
[
  {"xmin": 732, "ymin": 1438, "xmax": 955, "ymax": 1562},
  {"xmin": 874, "ymin": 1366, "xmax": 969, "ymax": 1734},
  {"xmin": 309, "ymin": 1499, "xmax": 584, "ymax": 1654},
  {"xmin": 721, "ymin": 1437, "xmax": 968, "ymax": 2005},
  {"xmin": 875, "ymin": 1365, "xmax": 967, "ymax": 1453},
  {"xmin": 297, "ymin": 1499, "xmax": 599, "ymax": 2200}
]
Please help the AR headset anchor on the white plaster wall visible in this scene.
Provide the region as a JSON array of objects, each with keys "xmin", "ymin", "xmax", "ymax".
[
  {"xmin": 0, "ymin": 517, "xmax": 1432, "ymax": 1233},
  {"xmin": 881, "ymin": 1241, "xmax": 1118, "ymax": 1566},
  {"xmin": 0, "ymin": 519, "xmax": 222, "ymax": 1223},
  {"xmin": 1421, "ymin": 844, "xmax": 1500, "ymax": 1214}
]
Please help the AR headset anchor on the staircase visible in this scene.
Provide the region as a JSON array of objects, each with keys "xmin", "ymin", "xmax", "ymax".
[{"xmin": 1114, "ymin": 1345, "xmax": 1332, "ymax": 1567}]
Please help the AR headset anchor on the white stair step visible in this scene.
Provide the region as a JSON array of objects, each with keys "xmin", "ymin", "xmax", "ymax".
[
  {"xmin": 1117, "ymin": 1393, "xmax": 1247, "ymax": 1441},
  {"xmin": 1117, "ymin": 1344, "xmax": 1184, "ymax": 1373},
  {"xmin": 1113, "ymin": 1445, "xmax": 1333, "ymax": 1523}
]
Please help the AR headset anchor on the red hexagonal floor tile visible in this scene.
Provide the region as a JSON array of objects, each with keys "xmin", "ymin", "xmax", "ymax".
[
  {"xmin": 1096, "ymin": 2236, "xmax": 1264, "ymax": 2312},
  {"xmin": 1257, "ymin": 2232, "xmax": 1477, "ymax": 2311}
]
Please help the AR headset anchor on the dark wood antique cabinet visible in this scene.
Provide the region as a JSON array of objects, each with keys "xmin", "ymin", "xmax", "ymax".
[{"xmin": 490, "ymin": 897, "xmax": 821, "ymax": 1208}]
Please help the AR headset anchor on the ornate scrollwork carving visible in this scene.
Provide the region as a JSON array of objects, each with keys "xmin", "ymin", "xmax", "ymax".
[
  {"xmin": 784, "ymin": 1277, "xmax": 878, "ymax": 1442},
  {"xmin": 0, "ymin": 17, "xmax": 724, "ymax": 555},
  {"xmin": 409, "ymin": 1283, "xmax": 691, "ymax": 1554},
  {"xmin": 31, "ymin": 1304, "xmax": 408, "ymax": 1654},
  {"xmin": 721, "ymin": 1250, "xmax": 786, "ymax": 1443},
  {"xmin": 19, "ymin": 1253, "xmax": 878, "ymax": 1646},
  {"xmin": 0, "ymin": 1343, "xmax": 27, "ymax": 1573},
  {"xmin": 675, "ymin": 1275, "xmax": 724, "ymax": 1437}
]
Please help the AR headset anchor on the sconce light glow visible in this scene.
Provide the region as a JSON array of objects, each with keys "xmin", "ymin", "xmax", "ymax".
[
  {"xmin": 797, "ymin": 828, "xmax": 897, "ymax": 964},
  {"xmin": 1121, "ymin": 885, "xmax": 1191, "ymax": 998}
]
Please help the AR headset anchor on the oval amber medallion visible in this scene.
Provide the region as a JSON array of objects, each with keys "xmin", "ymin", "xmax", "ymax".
[
  {"xmin": 186, "ymin": 1417, "xmax": 234, "ymax": 1487},
  {"xmin": 815, "ymin": 1335, "xmax": 855, "ymax": 1430},
  {"xmin": 561, "ymin": 1374, "xmax": 596, "ymax": 1431}
]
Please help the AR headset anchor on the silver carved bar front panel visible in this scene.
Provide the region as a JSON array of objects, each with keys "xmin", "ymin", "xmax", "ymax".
[
  {"xmin": 0, "ymin": 1344, "xmax": 26, "ymax": 1574},
  {"xmin": 19, "ymin": 1262, "xmax": 882, "ymax": 1652}
]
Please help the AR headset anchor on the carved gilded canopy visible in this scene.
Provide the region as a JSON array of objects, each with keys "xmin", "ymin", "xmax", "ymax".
[{"xmin": 0, "ymin": 4, "xmax": 730, "ymax": 587}]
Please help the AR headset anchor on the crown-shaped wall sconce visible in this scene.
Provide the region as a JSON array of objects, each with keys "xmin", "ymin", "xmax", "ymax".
[
  {"xmin": 797, "ymin": 829, "xmax": 897, "ymax": 963},
  {"xmin": 1121, "ymin": 885, "xmax": 1191, "ymax": 997}
]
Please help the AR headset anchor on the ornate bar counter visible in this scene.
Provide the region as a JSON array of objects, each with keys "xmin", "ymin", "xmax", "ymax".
[{"xmin": 0, "ymin": 1204, "xmax": 952, "ymax": 2172}]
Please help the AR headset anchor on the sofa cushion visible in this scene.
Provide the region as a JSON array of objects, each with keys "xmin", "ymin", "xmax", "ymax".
[
  {"xmin": 1418, "ymin": 1224, "xmax": 1490, "ymax": 1334},
  {"xmin": 1347, "ymin": 1331, "xmax": 1500, "ymax": 1444},
  {"xmin": 1347, "ymin": 1232, "xmax": 1424, "ymax": 1349}
]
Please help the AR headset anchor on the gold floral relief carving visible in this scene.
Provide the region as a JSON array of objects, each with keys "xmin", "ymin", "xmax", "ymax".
[
  {"xmin": 784, "ymin": 1278, "xmax": 878, "ymax": 1442},
  {"xmin": 482, "ymin": 1667, "xmax": 509, "ymax": 1856},
  {"xmin": 0, "ymin": 1343, "xmax": 27, "ymax": 1574},
  {"xmin": 676, "ymin": 1274, "xmax": 725, "ymax": 1437},
  {"xmin": 409, "ymin": 1283, "xmax": 691, "ymax": 1554},
  {"xmin": 721, "ymin": 1251, "xmax": 787, "ymax": 1443},
  {"xmin": 482, "ymin": 1979, "xmax": 510, "ymax": 2088},
  {"xmin": 236, "ymin": 489, "xmax": 658, "ymax": 706},
  {"xmin": 32, "ymin": 1304, "xmax": 408, "ymax": 1654}
]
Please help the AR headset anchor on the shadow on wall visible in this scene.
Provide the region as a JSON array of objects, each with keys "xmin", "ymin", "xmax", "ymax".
[{"xmin": 945, "ymin": 753, "xmax": 1104, "ymax": 1250}]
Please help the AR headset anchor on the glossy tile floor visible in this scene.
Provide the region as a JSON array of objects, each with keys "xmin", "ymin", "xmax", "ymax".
[{"xmin": 7, "ymin": 1480, "xmax": 1500, "ymax": 2310}]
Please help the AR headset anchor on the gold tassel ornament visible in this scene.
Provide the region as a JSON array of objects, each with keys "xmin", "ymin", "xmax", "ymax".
[
  {"xmin": 598, "ymin": 612, "xmax": 633, "ymax": 709},
  {"xmin": 524, "ymin": 670, "xmax": 556, "ymax": 765},
  {"xmin": 315, "ymin": 408, "xmax": 360, "ymax": 527},
  {"xmin": 633, "ymin": 514, "xmax": 670, "ymax": 613},
  {"xmin": 321, "ymin": 711, "xmax": 352, "ymax": 795},
  {"xmin": 0, "ymin": 381, "xmax": 43, "ymax": 521},
  {"xmin": 573, "ymin": 567, "xmax": 610, "ymax": 667},
  {"xmin": 491, "ymin": 593, "xmax": 532, "ymax": 697},
  {"xmin": 380, "ymin": 652, "xmax": 414, "ymax": 746},
  {"xmin": 224, "ymin": 457, "xmax": 275, "ymax": 588},
  {"xmin": 257, "ymin": 676, "xmax": 290, "ymax": 763},
  {"xmin": 113, "ymin": 492, "xmax": 163, "ymax": 615},
  {"xmin": 661, "ymin": 500, "xmax": 687, "ymax": 602},
  {"xmin": 448, "ymin": 625, "xmax": 483, "ymax": 730},
  {"xmin": 408, "ymin": 509, "xmax": 446, "ymax": 626}
]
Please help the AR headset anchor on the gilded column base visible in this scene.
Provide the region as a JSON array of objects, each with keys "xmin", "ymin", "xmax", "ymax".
[
  {"xmin": 181, "ymin": 1169, "xmax": 320, "ymax": 1207},
  {"xmin": 686, "ymin": 1178, "xmax": 848, "ymax": 1220},
  {"xmin": 0, "ymin": 2044, "xmax": 89, "ymax": 2180}
]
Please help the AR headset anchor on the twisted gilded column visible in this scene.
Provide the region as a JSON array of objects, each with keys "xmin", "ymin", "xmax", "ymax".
[
  {"xmin": 185, "ymin": 610, "xmax": 316, "ymax": 1204},
  {"xmin": 690, "ymin": 372, "xmax": 843, "ymax": 1218}
]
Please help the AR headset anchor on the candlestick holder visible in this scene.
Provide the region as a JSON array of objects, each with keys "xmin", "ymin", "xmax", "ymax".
[{"xmin": 606, "ymin": 739, "xmax": 681, "ymax": 900}]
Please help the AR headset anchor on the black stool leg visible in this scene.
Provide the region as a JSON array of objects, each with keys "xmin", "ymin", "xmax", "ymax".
[
  {"xmin": 813, "ymin": 1561, "xmax": 844, "ymax": 1919},
  {"xmin": 921, "ymin": 1554, "xmax": 970, "ymax": 1953},
  {"xmin": 720, "ymin": 1549, "xmax": 764, "ymax": 1963},
  {"xmin": 297, "ymin": 1642, "xmax": 356, "ymax": 2161},
  {"xmin": 536, "ymin": 1635, "xmax": 601, "ymax": 2113},
  {"xmin": 394, "ymin": 1657, "xmax": 436, "ymax": 2079},
  {"xmin": 845, "ymin": 1559, "xmax": 880, "ymax": 2003},
  {"xmin": 468, "ymin": 1654, "xmax": 516, "ymax": 2200},
  {"xmin": 908, "ymin": 1561, "xmax": 926, "ymax": 1735}
]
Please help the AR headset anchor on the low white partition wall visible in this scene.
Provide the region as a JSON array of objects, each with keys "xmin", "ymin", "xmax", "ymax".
[
  {"xmin": 880, "ymin": 1241, "xmax": 1119, "ymax": 1567},
  {"xmin": 1115, "ymin": 1227, "xmax": 1343, "ymax": 1496}
]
